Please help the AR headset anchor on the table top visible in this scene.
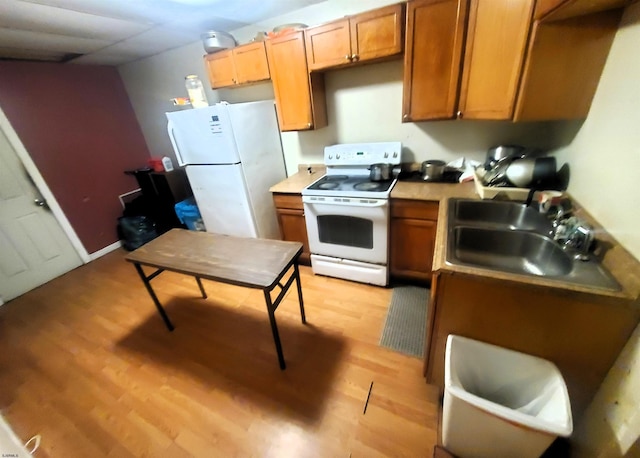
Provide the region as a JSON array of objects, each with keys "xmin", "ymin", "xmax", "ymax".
[{"xmin": 125, "ymin": 229, "xmax": 303, "ymax": 289}]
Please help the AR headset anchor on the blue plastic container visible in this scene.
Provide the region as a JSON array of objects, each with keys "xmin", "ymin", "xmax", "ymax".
[{"xmin": 174, "ymin": 197, "xmax": 205, "ymax": 231}]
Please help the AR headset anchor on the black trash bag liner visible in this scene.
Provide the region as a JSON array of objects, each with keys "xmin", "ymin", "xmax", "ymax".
[{"xmin": 117, "ymin": 215, "xmax": 158, "ymax": 251}]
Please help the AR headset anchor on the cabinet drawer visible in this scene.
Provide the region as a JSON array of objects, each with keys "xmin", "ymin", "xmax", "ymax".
[
  {"xmin": 391, "ymin": 199, "xmax": 439, "ymax": 220},
  {"xmin": 273, "ymin": 193, "xmax": 304, "ymax": 210}
]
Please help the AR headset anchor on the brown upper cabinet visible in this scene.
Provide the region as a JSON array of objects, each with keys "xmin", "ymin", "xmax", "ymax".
[
  {"xmin": 305, "ymin": 3, "xmax": 405, "ymax": 71},
  {"xmin": 265, "ymin": 31, "xmax": 327, "ymax": 131},
  {"xmin": 403, "ymin": 0, "xmax": 624, "ymax": 122},
  {"xmin": 204, "ymin": 41, "xmax": 270, "ymax": 89}
]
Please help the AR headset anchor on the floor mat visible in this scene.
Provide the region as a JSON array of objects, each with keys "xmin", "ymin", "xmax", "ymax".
[{"xmin": 379, "ymin": 286, "xmax": 429, "ymax": 358}]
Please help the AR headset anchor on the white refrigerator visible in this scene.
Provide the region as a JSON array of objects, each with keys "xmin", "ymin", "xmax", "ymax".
[{"xmin": 166, "ymin": 100, "xmax": 287, "ymax": 239}]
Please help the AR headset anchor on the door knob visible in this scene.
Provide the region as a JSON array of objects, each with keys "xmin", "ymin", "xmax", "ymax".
[
  {"xmin": 34, "ymin": 198, "xmax": 47, "ymax": 207},
  {"xmin": 351, "ymin": 54, "xmax": 359, "ymax": 61}
]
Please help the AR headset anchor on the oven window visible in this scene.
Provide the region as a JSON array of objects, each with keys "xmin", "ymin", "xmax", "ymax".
[{"xmin": 317, "ymin": 215, "xmax": 373, "ymax": 249}]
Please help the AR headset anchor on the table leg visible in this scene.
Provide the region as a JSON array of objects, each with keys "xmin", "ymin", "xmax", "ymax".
[
  {"xmin": 133, "ymin": 263, "xmax": 174, "ymax": 331},
  {"xmin": 264, "ymin": 291, "xmax": 286, "ymax": 370},
  {"xmin": 195, "ymin": 277, "xmax": 207, "ymax": 298},
  {"xmin": 294, "ymin": 262, "xmax": 306, "ymax": 324}
]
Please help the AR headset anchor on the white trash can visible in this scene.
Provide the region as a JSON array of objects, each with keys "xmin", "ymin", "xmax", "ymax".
[{"xmin": 442, "ymin": 335, "xmax": 573, "ymax": 458}]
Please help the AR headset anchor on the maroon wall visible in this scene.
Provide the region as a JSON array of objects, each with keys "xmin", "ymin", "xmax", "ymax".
[{"xmin": 0, "ymin": 62, "xmax": 150, "ymax": 253}]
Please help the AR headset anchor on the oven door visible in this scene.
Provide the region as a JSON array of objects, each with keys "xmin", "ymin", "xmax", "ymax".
[{"xmin": 302, "ymin": 195, "xmax": 389, "ymax": 264}]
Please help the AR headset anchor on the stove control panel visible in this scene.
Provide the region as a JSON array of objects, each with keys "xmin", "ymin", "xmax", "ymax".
[{"xmin": 324, "ymin": 142, "xmax": 402, "ymax": 166}]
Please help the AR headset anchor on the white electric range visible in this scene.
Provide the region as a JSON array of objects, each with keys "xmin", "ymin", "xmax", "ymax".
[{"xmin": 301, "ymin": 142, "xmax": 402, "ymax": 286}]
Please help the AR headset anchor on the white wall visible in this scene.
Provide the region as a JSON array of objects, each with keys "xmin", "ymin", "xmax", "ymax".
[
  {"xmin": 278, "ymin": 60, "xmax": 559, "ymax": 174},
  {"xmin": 553, "ymin": 3, "xmax": 640, "ymax": 262},
  {"xmin": 118, "ymin": 0, "xmax": 558, "ymax": 176},
  {"xmin": 553, "ymin": 4, "xmax": 640, "ymax": 457}
]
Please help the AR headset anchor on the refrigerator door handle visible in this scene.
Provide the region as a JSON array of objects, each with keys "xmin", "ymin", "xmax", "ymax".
[{"xmin": 167, "ymin": 120, "xmax": 186, "ymax": 166}]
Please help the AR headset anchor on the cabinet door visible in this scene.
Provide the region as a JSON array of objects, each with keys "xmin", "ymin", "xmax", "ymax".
[
  {"xmin": 458, "ymin": 0, "xmax": 535, "ymax": 120},
  {"xmin": 204, "ymin": 50, "xmax": 236, "ymax": 88},
  {"xmin": 304, "ymin": 19, "xmax": 352, "ymax": 71},
  {"xmin": 402, "ymin": 0, "xmax": 468, "ymax": 122},
  {"xmin": 232, "ymin": 42, "xmax": 270, "ymax": 84},
  {"xmin": 276, "ymin": 208, "xmax": 310, "ymax": 264},
  {"xmin": 390, "ymin": 199, "xmax": 438, "ymax": 282},
  {"xmin": 350, "ymin": 3, "xmax": 404, "ymax": 64},
  {"xmin": 266, "ymin": 31, "xmax": 327, "ymax": 131},
  {"xmin": 514, "ymin": 9, "xmax": 621, "ymax": 121},
  {"xmin": 390, "ymin": 217, "xmax": 437, "ymax": 282},
  {"xmin": 273, "ymin": 195, "xmax": 311, "ymax": 265}
]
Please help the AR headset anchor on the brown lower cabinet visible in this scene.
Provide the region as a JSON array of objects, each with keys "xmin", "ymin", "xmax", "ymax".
[
  {"xmin": 425, "ymin": 271, "xmax": 640, "ymax": 419},
  {"xmin": 272, "ymin": 193, "xmax": 310, "ymax": 265},
  {"xmin": 390, "ymin": 199, "xmax": 439, "ymax": 284}
]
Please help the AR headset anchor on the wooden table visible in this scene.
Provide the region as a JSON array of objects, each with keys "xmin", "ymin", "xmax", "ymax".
[{"xmin": 125, "ymin": 229, "xmax": 305, "ymax": 370}]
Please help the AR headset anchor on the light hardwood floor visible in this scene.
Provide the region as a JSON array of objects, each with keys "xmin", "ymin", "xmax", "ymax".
[{"xmin": 0, "ymin": 248, "xmax": 440, "ymax": 457}]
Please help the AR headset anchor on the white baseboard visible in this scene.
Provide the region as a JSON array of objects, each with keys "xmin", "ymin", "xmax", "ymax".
[
  {"xmin": 0, "ymin": 414, "xmax": 34, "ymax": 456},
  {"xmin": 89, "ymin": 240, "xmax": 123, "ymax": 261}
]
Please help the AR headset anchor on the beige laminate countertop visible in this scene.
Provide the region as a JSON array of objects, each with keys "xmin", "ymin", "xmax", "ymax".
[
  {"xmin": 269, "ymin": 166, "xmax": 326, "ymax": 194},
  {"xmin": 269, "ymin": 171, "xmax": 640, "ymax": 304},
  {"xmin": 391, "ymin": 180, "xmax": 477, "ymax": 201}
]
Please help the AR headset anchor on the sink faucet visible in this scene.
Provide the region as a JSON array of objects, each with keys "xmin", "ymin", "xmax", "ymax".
[
  {"xmin": 567, "ymin": 223, "xmax": 595, "ymax": 261},
  {"xmin": 553, "ymin": 216, "xmax": 594, "ymax": 261}
]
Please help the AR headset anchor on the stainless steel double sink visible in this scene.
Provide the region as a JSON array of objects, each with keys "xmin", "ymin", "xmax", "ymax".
[{"xmin": 446, "ymin": 199, "xmax": 620, "ymax": 291}]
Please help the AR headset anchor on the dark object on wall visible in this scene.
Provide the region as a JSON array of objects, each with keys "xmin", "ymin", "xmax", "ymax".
[
  {"xmin": 117, "ymin": 216, "xmax": 158, "ymax": 251},
  {"xmin": 124, "ymin": 167, "xmax": 193, "ymax": 234}
]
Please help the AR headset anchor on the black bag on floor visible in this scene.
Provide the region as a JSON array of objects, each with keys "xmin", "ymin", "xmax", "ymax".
[{"xmin": 117, "ymin": 216, "xmax": 158, "ymax": 251}]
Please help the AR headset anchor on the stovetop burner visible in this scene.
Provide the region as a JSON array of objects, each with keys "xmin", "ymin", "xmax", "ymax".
[
  {"xmin": 318, "ymin": 181, "xmax": 340, "ymax": 190},
  {"xmin": 304, "ymin": 174, "xmax": 396, "ymax": 198},
  {"xmin": 354, "ymin": 181, "xmax": 389, "ymax": 191}
]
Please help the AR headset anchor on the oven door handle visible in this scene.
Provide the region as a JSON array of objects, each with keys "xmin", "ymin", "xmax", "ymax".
[{"xmin": 302, "ymin": 196, "xmax": 387, "ymax": 208}]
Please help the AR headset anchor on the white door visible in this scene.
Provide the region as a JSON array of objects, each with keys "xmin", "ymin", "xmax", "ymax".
[
  {"xmin": 0, "ymin": 127, "xmax": 83, "ymax": 303},
  {"xmin": 186, "ymin": 164, "xmax": 258, "ymax": 238}
]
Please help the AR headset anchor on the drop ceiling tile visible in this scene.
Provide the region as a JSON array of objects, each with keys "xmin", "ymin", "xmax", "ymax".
[
  {"xmin": 2, "ymin": 0, "xmax": 327, "ymax": 65},
  {"xmin": 101, "ymin": 27, "xmax": 199, "ymax": 56},
  {"xmin": 164, "ymin": 16, "xmax": 247, "ymax": 38},
  {"xmin": 69, "ymin": 50, "xmax": 142, "ymax": 66},
  {"xmin": 0, "ymin": 1, "xmax": 152, "ymax": 41},
  {"xmin": 0, "ymin": 27, "xmax": 110, "ymax": 53},
  {"xmin": 18, "ymin": 0, "xmax": 222, "ymax": 24},
  {"xmin": 0, "ymin": 45, "xmax": 67, "ymax": 61}
]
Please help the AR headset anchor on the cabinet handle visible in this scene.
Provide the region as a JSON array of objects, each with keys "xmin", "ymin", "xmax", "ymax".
[
  {"xmin": 403, "ymin": 114, "xmax": 409, "ymax": 120},
  {"xmin": 345, "ymin": 54, "xmax": 351, "ymax": 61},
  {"xmin": 456, "ymin": 111, "xmax": 463, "ymax": 119},
  {"xmin": 351, "ymin": 54, "xmax": 359, "ymax": 61},
  {"xmin": 307, "ymin": 123, "xmax": 311, "ymax": 128}
]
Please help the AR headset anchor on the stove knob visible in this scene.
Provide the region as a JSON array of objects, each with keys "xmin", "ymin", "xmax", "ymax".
[
  {"xmin": 393, "ymin": 152, "xmax": 398, "ymax": 158},
  {"xmin": 328, "ymin": 154, "xmax": 333, "ymax": 159},
  {"xmin": 336, "ymin": 154, "xmax": 340, "ymax": 159},
  {"xmin": 384, "ymin": 152, "xmax": 389, "ymax": 158}
]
